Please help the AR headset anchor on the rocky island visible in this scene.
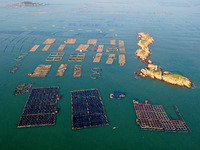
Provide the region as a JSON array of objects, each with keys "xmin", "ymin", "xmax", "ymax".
[{"xmin": 135, "ymin": 32, "xmax": 193, "ymax": 88}]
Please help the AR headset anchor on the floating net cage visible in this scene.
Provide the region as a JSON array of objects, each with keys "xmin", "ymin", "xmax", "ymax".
[
  {"xmin": 90, "ymin": 73, "xmax": 101, "ymax": 79},
  {"xmin": 91, "ymin": 67, "xmax": 102, "ymax": 73}
]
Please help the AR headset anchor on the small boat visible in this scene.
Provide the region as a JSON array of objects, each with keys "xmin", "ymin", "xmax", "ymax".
[
  {"xmin": 28, "ymin": 73, "xmax": 33, "ymax": 76},
  {"xmin": 110, "ymin": 90, "xmax": 125, "ymax": 99},
  {"xmin": 92, "ymin": 44, "xmax": 98, "ymax": 51}
]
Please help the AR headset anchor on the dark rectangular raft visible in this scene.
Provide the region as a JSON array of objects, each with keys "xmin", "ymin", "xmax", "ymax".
[
  {"xmin": 71, "ymin": 88, "xmax": 109, "ymax": 130},
  {"xmin": 18, "ymin": 87, "xmax": 59, "ymax": 128}
]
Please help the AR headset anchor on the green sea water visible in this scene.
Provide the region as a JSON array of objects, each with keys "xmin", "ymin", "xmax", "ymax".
[{"xmin": 0, "ymin": 0, "xmax": 200, "ymax": 150}]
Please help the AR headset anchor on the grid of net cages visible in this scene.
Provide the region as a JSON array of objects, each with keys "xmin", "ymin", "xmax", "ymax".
[
  {"xmin": 68, "ymin": 53, "xmax": 85, "ymax": 62},
  {"xmin": 71, "ymin": 88, "xmax": 109, "ymax": 129},
  {"xmin": 46, "ymin": 52, "xmax": 65, "ymax": 61}
]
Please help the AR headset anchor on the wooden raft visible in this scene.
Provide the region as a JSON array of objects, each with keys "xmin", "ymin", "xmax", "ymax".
[
  {"xmin": 119, "ymin": 40, "xmax": 126, "ymax": 53},
  {"xmin": 119, "ymin": 55, "xmax": 125, "ymax": 66},
  {"xmin": 97, "ymin": 45, "xmax": 104, "ymax": 53},
  {"xmin": 87, "ymin": 39, "xmax": 97, "ymax": 45},
  {"xmin": 110, "ymin": 40, "xmax": 116, "ymax": 45},
  {"xmin": 43, "ymin": 39, "xmax": 56, "ymax": 44},
  {"xmin": 106, "ymin": 54, "xmax": 115, "ymax": 64},
  {"xmin": 64, "ymin": 39, "xmax": 76, "ymax": 44},
  {"xmin": 93, "ymin": 53, "xmax": 102, "ymax": 63},
  {"xmin": 30, "ymin": 45, "xmax": 40, "ymax": 52},
  {"xmin": 31, "ymin": 65, "xmax": 51, "ymax": 77},
  {"xmin": 73, "ymin": 65, "xmax": 82, "ymax": 78},
  {"xmin": 42, "ymin": 45, "xmax": 51, "ymax": 51},
  {"xmin": 57, "ymin": 44, "xmax": 66, "ymax": 51},
  {"xmin": 75, "ymin": 44, "xmax": 89, "ymax": 51},
  {"xmin": 56, "ymin": 64, "xmax": 68, "ymax": 76}
]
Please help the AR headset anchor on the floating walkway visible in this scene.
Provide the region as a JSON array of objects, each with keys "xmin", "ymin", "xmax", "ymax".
[
  {"xmin": 75, "ymin": 44, "xmax": 89, "ymax": 52},
  {"xmin": 87, "ymin": 39, "xmax": 97, "ymax": 45},
  {"xmin": 68, "ymin": 53, "xmax": 85, "ymax": 62},
  {"xmin": 119, "ymin": 55, "xmax": 125, "ymax": 66},
  {"xmin": 18, "ymin": 87, "xmax": 59, "ymax": 128},
  {"xmin": 43, "ymin": 39, "xmax": 56, "ymax": 44},
  {"xmin": 97, "ymin": 45, "xmax": 104, "ymax": 53},
  {"xmin": 73, "ymin": 65, "xmax": 82, "ymax": 78},
  {"xmin": 70, "ymin": 88, "xmax": 109, "ymax": 129},
  {"xmin": 57, "ymin": 44, "xmax": 66, "ymax": 51},
  {"xmin": 93, "ymin": 53, "xmax": 102, "ymax": 63},
  {"xmin": 119, "ymin": 40, "xmax": 126, "ymax": 53},
  {"xmin": 56, "ymin": 64, "xmax": 68, "ymax": 76},
  {"xmin": 64, "ymin": 39, "xmax": 76, "ymax": 44},
  {"xmin": 30, "ymin": 45, "xmax": 40, "ymax": 52},
  {"xmin": 110, "ymin": 39, "xmax": 116, "ymax": 45},
  {"xmin": 31, "ymin": 65, "xmax": 51, "ymax": 77},
  {"xmin": 106, "ymin": 54, "xmax": 115, "ymax": 64},
  {"xmin": 46, "ymin": 52, "xmax": 65, "ymax": 61},
  {"xmin": 13, "ymin": 83, "xmax": 34, "ymax": 96},
  {"xmin": 42, "ymin": 44, "xmax": 51, "ymax": 51}
]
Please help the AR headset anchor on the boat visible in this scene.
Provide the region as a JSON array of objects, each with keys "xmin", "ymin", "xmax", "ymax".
[
  {"xmin": 92, "ymin": 44, "xmax": 98, "ymax": 51},
  {"xmin": 110, "ymin": 91, "xmax": 125, "ymax": 99}
]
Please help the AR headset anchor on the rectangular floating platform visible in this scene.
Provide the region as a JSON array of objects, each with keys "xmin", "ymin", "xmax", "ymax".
[
  {"xmin": 56, "ymin": 64, "xmax": 68, "ymax": 76},
  {"xmin": 106, "ymin": 46, "xmax": 118, "ymax": 52},
  {"xmin": 110, "ymin": 39, "xmax": 116, "ymax": 45},
  {"xmin": 43, "ymin": 39, "xmax": 56, "ymax": 44},
  {"xmin": 42, "ymin": 44, "xmax": 51, "ymax": 51},
  {"xmin": 18, "ymin": 87, "xmax": 59, "ymax": 128},
  {"xmin": 46, "ymin": 52, "xmax": 65, "ymax": 61},
  {"xmin": 93, "ymin": 53, "xmax": 102, "ymax": 63},
  {"xmin": 133, "ymin": 100, "xmax": 190, "ymax": 133},
  {"xmin": 57, "ymin": 44, "xmax": 66, "ymax": 51},
  {"xmin": 119, "ymin": 40, "xmax": 126, "ymax": 53},
  {"xmin": 75, "ymin": 44, "xmax": 89, "ymax": 52},
  {"xmin": 64, "ymin": 39, "xmax": 76, "ymax": 44},
  {"xmin": 106, "ymin": 54, "xmax": 115, "ymax": 64},
  {"xmin": 31, "ymin": 65, "xmax": 51, "ymax": 77},
  {"xmin": 71, "ymin": 88, "xmax": 109, "ymax": 130},
  {"xmin": 97, "ymin": 45, "xmax": 104, "ymax": 53},
  {"xmin": 87, "ymin": 39, "xmax": 97, "ymax": 45},
  {"xmin": 119, "ymin": 55, "xmax": 125, "ymax": 66},
  {"xmin": 13, "ymin": 83, "xmax": 34, "ymax": 96},
  {"xmin": 68, "ymin": 53, "xmax": 85, "ymax": 62},
  {"xmin": 30, "ymin": 45, "xmax": 40, "ymax": 52},
  {"xmin": 73, "ymin": 65, "xmax": 82, "ymax": 78}
]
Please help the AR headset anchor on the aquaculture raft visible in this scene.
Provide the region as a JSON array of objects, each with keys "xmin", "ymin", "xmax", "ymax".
[
  {"xmin": 106, "ymin": 54, "xmax": 115, "ymax": 64},
  {"xmin": 106, "ymin": 46, "xmax": 118, "ymax": 52},
  {"xmin": 56, "ymin": 64, "xmax": 68, "ymax": 76},
  {"xmin": 29, "ymin": 45, "xmax": 40, "ymax": 52},
  {"xmin": 46, "ymin": 52, "xmax": 65, "ymax": 61},
  {"xmin": 75, "ymin": 44, "xmax": 89, "ymax": 52},
  {"xmin": 13, "ymin": 83, "xmax": 34, "ymax": 96},
  {"xmin": 57, "ymin": 44, "xmax": 66, "ymax": 51},
  {"xmin": 87, "ymin": 39, "xmax": 97, "ymax": 45},
  {"xmin": 31, "ymin": 65, "xmax": 51, "ymax": 77},
  {"xmin": 9, "ymin": 64, "xmax": 21, "ymax": 73},
  {"xmin": 43, "ymin": 39, "xmax": 56, "ymax": 44},
  {"xmin": 119, "ymin": 55, "xmax": 125, "ymax": 66},
  {"xmin": 110, "ymin": 39, "xmax": 116, "ymax": 45},
  {"xmin": 133, "ymin": 100, "xmax": 190, "ymax": 133},
  {"xmin": 64, "ymin": 39, "xmax": 76, "ymax": 44},
  {"xmin": 68, "ymin": 53, "xmax": 85, "ymax": 62},
  {"xmin": 73, "ymin": 65, "xmax": 82, "ymax": 78},
  {"xmin": 42, "ymin": 44, "xmax": 51, "ymax": 51},
  {"xmin": 97, "ymin": 45, "xmax": 104, "ymax": 53},
  {"xmin": 15, "ymin": 53, "xmax": 28, "ymax": 61},
  {"xmin": 18, "ymin": 87, "xmax": 59, "ymax": 128},
  {"xmin": 71, "ymin": 88, "xmax": 109, "ymax": 129},
  {"xmin": 119, "ymin": 40, "xmax": 126, "ymax": 53},
  {"xmin": 93, "ymin": 53, "xmax": 102, "ymax": 63}
]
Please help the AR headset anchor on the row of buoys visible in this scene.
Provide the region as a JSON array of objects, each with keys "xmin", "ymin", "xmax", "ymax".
[{"xmin": 90, "ymin": 67, "xmax": 102, "ymax": 79}]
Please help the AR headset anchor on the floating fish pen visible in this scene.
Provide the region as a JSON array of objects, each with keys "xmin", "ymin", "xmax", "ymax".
[
  {"xmin": 73, "ymin": 65, "xmax": 82, "ymax": 78},
  {"xmin": 31, "ymin": 65, "xmax": 51, "ymax": 77},
  {"xmin": 110, "ymin": 39, "xmax": 116, "ymax": 45},
  {"xmin": 71, "ymin": 88, "xmax": 109, "ymax": 129},
  {"xmin": 15, "ymin": 53, "xmax": 28, "ymax": 61},
  {"xmin": 46, "ymin": 52, "xmax": 65, "ymax": 61},
  {"xmin": 106, "ymin": 46, "xmax": 118, "ymax": 52},
  {"xmin": 29, "ymin": 45, "xmax": 40, "ymax": 52},
  {"xmin": 93, "ymin": 53, "xmax": 102, "ymax": 63},
  {"xmin": 18, "ymin": 87, "xmax": 59, "ymax": 128},
  {"xmin": 119, "ymin": 55, "xmax": 125, "ymax": 66},
  {"xmin": 90, "ymin": 67, "xmax": 102, "ymax": 79},
  {"xmin": 43, "ymin": 39, "xmax": 56, "ymax": 44},
  {"xmin": 97, "ymin": 45, "xmax": 104, "ymax": 53},
  {"xmin": 92, "ymin": 45, "xmax": 98, "ymax": 51},
  {"xmin": 42, "ymin": 44, "xmax": 51, "ymax": 51},
  {"xmin": 9, "ymin": 64, "xmax": 21, "ymax": 73},
  {"xmin": 119, "ymin": 40, "xmax": 126, "ymax": 53},
  {"xmin": 133, "ymin": 100, "xmax": 190, "ymax": 133},
  {"xmin": 106, "ymin": 54, "xmax": 115, "ymax": 64},
  {"xmin": 13, "ymin": 83, "xmax": 34, "ymax": 96},
  {"xmin": 56, "ymin": 64, "xmax": 68, "ymax": 76},
  {"xmin": 57, "ymin": 44, "xmax": 66, "ymax": 51},
  {"xmin": 75, "ymin": 44, "xmax": 89, "ymax": 52},
  {"xmin": 64, "ymin": 39, "xmax": 76, "ymax": 44},
  {"xmin": 87, "ymin": 39, "xmax": 97, "ymax": 45},
  {"xmin": 68, "ymin": 53, "xmax": 85, "ymax": 62}
]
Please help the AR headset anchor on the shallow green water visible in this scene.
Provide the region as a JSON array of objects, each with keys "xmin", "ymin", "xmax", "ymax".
[{"xmin": 0, "ymin": 0, "xmax": 200, "ymax": 150}]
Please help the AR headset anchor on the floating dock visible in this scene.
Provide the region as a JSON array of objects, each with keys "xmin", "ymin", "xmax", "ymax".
[
  {"xmin": 56, "ymin": 64, "xmax": 68, "ymax": 76},
  {"xmin": 13, "ymin": 83, "xmax": 34, "ymax": 96},
  {"xmin": 87, "ymin": 39, "xmax": 97, "ymax": 45},
  {"xmin": 119, "ymin": 40, "xmax": 126, "ymax": 53},
  {"xmin": 110, "ymin": 39, "xmax": 116, "ymax": 45},
  {"xmin": 97, "ymin": 45, "xmax": 104, "ymax": 53},
  {"xmin": 46, "ymin": 52, "xmax": 65, "ymax": 61},
  {"xmin": 75, "ymin": 44, "xmax": 89, "ymax": 52},
  {"xmin": 42, "ymin": 44, "xmax": 51, "ymax": 51},
  {"xmin": 43, "ymin": 39, "xmax": 56, "ymax": 44},
  {"xmin": 57, "ymin": 44, "xmax": 66, "ymax": 51},
  {"xmin": 73, "ymin": 65, "xmax": 82, "ymax": 78},
  {"xmin": 106, "ymin": 54, "xmax": 115, "ymax": 64},
  {"xmin": 9, "ymin": 64, "xmax": 21, "ymax": 73},
  {"xmin": 30, "ymin": 45, "xmax": 40, "ymax": 52},
  {"xmin": 93, "ymin": 53, "xmax": 102, "ymax": 63},
  {"xmin": 119, "ymin": 55, "xmax": 125, "ymax": 66},
  {"xmin": 71, "ymin": 88, "xmax": 109, "ymax": 129},
  {"xmin": 31, "ymin": 65, "xmax": 51, "ymax": 77},
  {"xmin": 18, "ymin": 87, "xmax": 59, "ymax": 128},
  {"xmin": 68, "ymin": 53, "xmax": 85, "ymax": 62},
  {"xmin": 64, "ymin": 39, "xmax": 76, "ymax": 44},
  {"xmin": 133, "ymin": 100, "xmax": 190, "ymax": 133}
]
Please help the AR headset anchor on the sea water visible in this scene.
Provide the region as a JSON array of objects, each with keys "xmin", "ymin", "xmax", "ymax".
[{"xmin": 0, "ymin": 0, "xmax": 200, "ymax": 149}]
